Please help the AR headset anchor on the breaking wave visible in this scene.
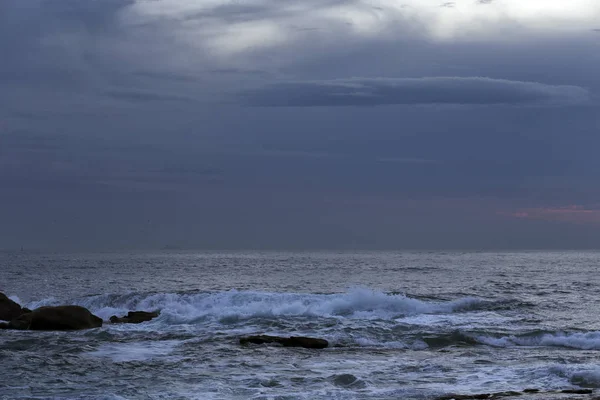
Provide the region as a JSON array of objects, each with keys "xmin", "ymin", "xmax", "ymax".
[
  {"xmin": 24, "ymin": 288, "xmax": 511, "ymax": 323},
  {"xmin": 476, "ymin": 331, "xmax": 600, "ymax": 350},
  {"xmin": 548, "ymin": 365, "xmax": 600, "ymax": 388},
  {"xmin": 367, "ymin": 330, "xmax": 600, "ymax": 350},
  {"xmin": 407, "ymin": 330, "xmax": 600, "ymax": 350}
]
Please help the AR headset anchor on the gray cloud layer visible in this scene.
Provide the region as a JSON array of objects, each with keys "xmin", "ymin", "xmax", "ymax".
[
  {"xmin": 242, "ymin": 77, "xmax": 590, "ymax": 107},
  {"xmin": 1, "ymin": 0, "xmax": 599, "ymax": 250}
]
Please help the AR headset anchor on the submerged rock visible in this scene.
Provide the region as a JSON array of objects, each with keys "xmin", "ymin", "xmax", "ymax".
[
  {"xmin": 435, "ymin": 394, "xmax": 499, "ymax": 400},
  {"xmin": 8, "ymin": 305, "xmax": 103, "ymax": 331},
  {"xmin": 434, "ymin": 388, "xmax": 595, "ymax": 400},
  {"xmin": 239, "ymin": 335, "xmax": 329, "ymax": 349},
  {"xmin": 109, "ymin": 310, "xmax": 160, "ymax": 324},
  {"xmin": 561, "ymin": 389, "xmax": 593, "ymax": 394},
  {"xmin": 522, "ymin": 389, "xmax": 539, "ymax": 393},
  {"xmin": 330, "ymin": 373, "xmax": 367, "ymax": 389},
  {"xmin": 0, "ymin": 292, "xmax": 28, "ymax": 322}
]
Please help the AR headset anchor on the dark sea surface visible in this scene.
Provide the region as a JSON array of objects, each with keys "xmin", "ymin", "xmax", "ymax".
[{"xmin": 2, "ymin": 251, "xmax": 600, "ymax": 399}]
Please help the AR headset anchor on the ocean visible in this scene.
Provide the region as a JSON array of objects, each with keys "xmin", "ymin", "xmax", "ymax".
[{"xmin": 1, "ymin": 251, "xmax": 600, "ymax": 399}]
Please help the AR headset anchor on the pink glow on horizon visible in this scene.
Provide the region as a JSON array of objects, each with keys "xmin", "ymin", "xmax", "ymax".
[{"xmin": 500, "ymin": 205, "xmax": 600, "ymax": 225}]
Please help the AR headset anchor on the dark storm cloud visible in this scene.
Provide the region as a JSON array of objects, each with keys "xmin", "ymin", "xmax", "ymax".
[{"xmin": 241, "ymin": 77, "xmax": 590, "ymax": 107}]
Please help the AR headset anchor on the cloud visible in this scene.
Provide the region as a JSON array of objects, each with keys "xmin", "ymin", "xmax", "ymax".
[
  {"xmin": 1, "ymin": 0, "xmax": 597, "ymax": 111},
  {"xmin": 1, "ymin": 0, "xmax": 599, "ymax": 251},
  {"xmin": 241, "ymin": 77, "xmax": 590, "ymax": 107},
  {"xmin": 126, "ymin": 0, "xmax": 600, "ymax": 56},
  {"xmin": 103, "ymin": 89, "xmax": 194, "ymax": 103}
]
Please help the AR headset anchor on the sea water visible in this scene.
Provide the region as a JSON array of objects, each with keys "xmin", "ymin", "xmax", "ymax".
[{"xmin": 1, "ymin": 251, "xmax": 600, "ymax": 399}]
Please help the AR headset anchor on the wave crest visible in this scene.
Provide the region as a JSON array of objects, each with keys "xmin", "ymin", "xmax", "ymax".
[
  {"xmin": 25, "ymin": 288, "xmax": 502, "ymax": 323},
  {"xmin": 477, "ymin": 331, "xmax": 600, "ymax": 350}
]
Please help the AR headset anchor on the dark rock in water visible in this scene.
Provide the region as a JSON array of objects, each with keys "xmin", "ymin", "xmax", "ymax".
[
  {"xmin": 522, "ymin": 389, "xmax": 539, "ymax": 393},
  {"xmin": 561, "ymin": 388, "xmax": 593, "ymax": 394},
  {"xmin": 127, "ymin": 311, "xmax": 160, "ymax": 322},
  {"xmin": 0, "ymin": 292, "xmax": 26, "ymax": 322},
  {"xmin": 8, "ymin": 306, "xmax": 102, "ymax": 331},
  {"xmin": 434, "ymin": 388, "xmax": 597, "ymax": 400},
  {"xmin": 239, "ymin": 335, "xmax": 329, "ymax": 349},
  {"xmin": 0, "ymin": 322, "xmax": 9, "ymax": 329},
  {"xmin": 434, "ymin": 392, "xmax": 524, "ymax": 400},
  {"xmin": 109, "ymin": 310, "xmax": 160, "ymax": 324},
  {"xmin": 435, "ymin": 394, "xmax": 494, "ymax": 400}
]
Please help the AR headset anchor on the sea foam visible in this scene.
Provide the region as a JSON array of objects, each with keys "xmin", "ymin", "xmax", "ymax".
[
  {"xmin": 26, "ymin": 288, "xmax": 496, "ymax": 323},
  {"xmin": 477, "ymin": 331, "xmax": 600, "ymax": 350}
]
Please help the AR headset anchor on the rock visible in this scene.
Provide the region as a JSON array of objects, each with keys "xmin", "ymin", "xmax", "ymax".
[
  {"xmin": 109, "ymin": 310, "xmax": 160, "ymax": 324},
  {"xmin": 522, "ymin": 389, "xmax": 539, "ymax": 393},
  {"xmin": 239, "ymin": 335, "xmax": 329, "ymax": 349},
  {"xmin": 561, "ymin": 389, "xmax": 593, "ymax": 394},
  {"xmin": 8, "ymin": 305, "xmax": 102, "ymax": 331},
  {"xmin": 435, "ymin": 394, "xmax": 494, "ymax": 400},
  {"xmin": 0, "ymin": 322, "xmax": 9, "ymax": 329},
  {"xmin": 109, "ymin": 316, "xmax": 126, "ymax": 323},
  {"xmin": 496, "ymin": 391, "xmax": 522, "ymax": 397},
  {"xmin": 434, "ymin": 388, "xmax": 596, "ymax": 400},
  {"xmin": 0, "ymin": 292, "xmax": 26, "ymax": 322}
]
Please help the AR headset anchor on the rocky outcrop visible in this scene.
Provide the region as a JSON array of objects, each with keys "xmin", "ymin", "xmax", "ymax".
[
  {"xmin": 8, "ymin": 306, "xmax": 103, "ymax": 331},
  {"xmin": 109, "ymin": 310, "xmax": 160, "ymax": 324},
  {"xmin": 240, "ymin": 335, "xmax": 329, "ymax": 349},
  {"xmin": 0, "ymin": 292, "xmax": 28, "ymax": 322}
]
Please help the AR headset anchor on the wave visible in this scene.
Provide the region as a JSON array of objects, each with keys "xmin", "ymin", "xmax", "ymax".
[
  {"xmin": 348, "ymin": 337, "xmax": 429, "ymax": 350},
  {"xmin": 476, "ymin": 331, "xmax": 600, "ymax": 350},
  {"xmin": 24, "ymin": 288, "xmax": 508, "ymax": 323},
  {"xmin": 548, "ymin": 365, "xmax": 600, "ymax": 388},
  {"xmin": 383, "ymin": 329, "xmax": 600, "ymax": 351},
  {"xmin": 421, "ymin": 330, "xmax": 482, "ymax": 348}
]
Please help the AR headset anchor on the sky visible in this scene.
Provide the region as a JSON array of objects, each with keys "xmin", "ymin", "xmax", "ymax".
[{"xmin": 0, "ymin": 0, "xmax": 599, "ymax": 251}]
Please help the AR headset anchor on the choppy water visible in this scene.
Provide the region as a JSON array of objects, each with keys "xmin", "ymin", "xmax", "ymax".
[{"xmin": 1, "ymin": 251, "xmax": 600, "ymax": 399}]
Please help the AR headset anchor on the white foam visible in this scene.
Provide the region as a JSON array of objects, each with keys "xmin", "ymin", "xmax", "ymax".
[
  {"xmin": 353, "ymin": 337, "xmax": 409, "ymax": 349},
  {"xmin": 399, "ymin": 312, "xmax": 511, "ymax": 327},
  {"xmin": 7, "ymin": 294, "xmax": 22, "ymax": 304},
  {"xmin": 59, "ymin": 288, "xmax": 494, "ymax": 324},
  {"xmin": 25, "ymin": 296, "xmax": 60, "ymax": 310},
  {"xmin": 85, "ymin": 340, "xmax": 180, "ymax": 362},
  {"xmin": 477, "ymin": 331, "xmax": 600, "ymax": 350},
  {"xmin": 548, "ymin": 365, "xmax": 600, "ymax": 388}
]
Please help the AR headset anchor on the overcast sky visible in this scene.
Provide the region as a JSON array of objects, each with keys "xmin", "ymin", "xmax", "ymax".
[{"xmin": 1, "ymin": 0, "xmax": 599, "ymax": 251}]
